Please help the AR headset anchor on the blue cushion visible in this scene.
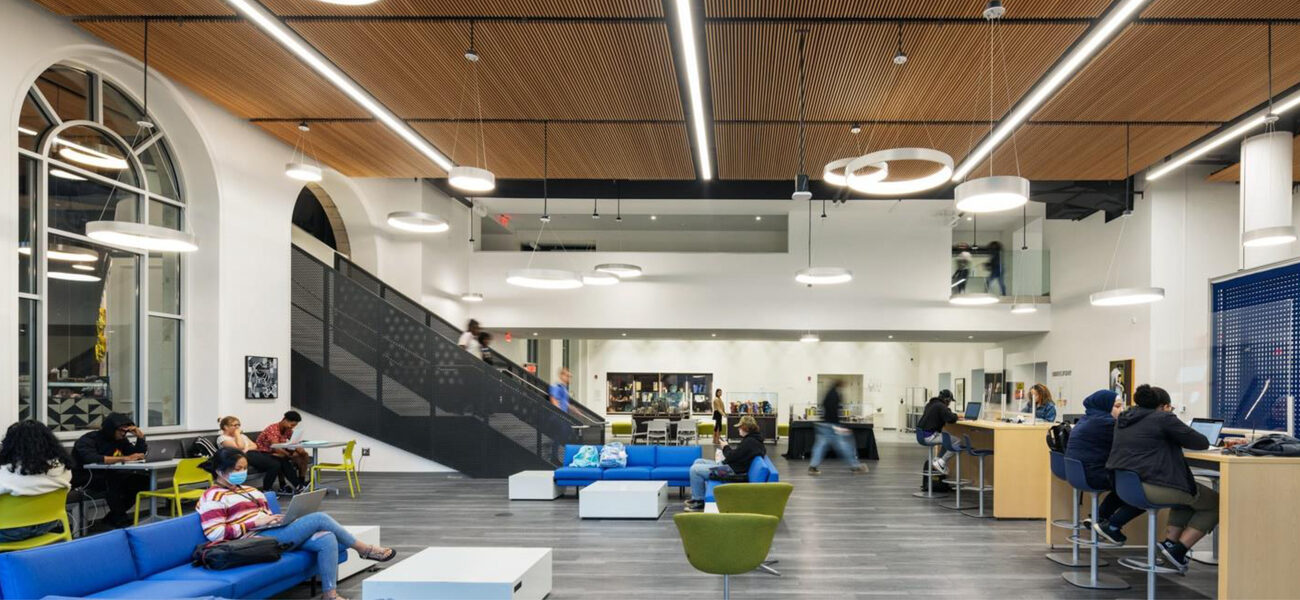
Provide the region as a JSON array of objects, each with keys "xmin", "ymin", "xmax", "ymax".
[
  {"xmin": 148, "ymin": 550, "xmax": 312, "ymax": 598},
  {"xmin": 650, "ymin": 466, "xmax": 690, "ymax": 481},
  {"xmin": 87, "ymin": 578, "xmax": 231, "ymax": 599},
  {"xmin": 763, "ymin": 456, "xmax": 780, "ymax": 482},
  {"xmin": 553, "ymin": 467, "xmax": 602, "ymax": 482},
  {"xmin": 562, "ymin": 445, "xmax": 584, "ymax": 466},
  {"xmin": 601, "ymin": 467, "xmax": 651, "ymax": 480},
  {"xmin": 625, "ymin": 445, "xmax": 656, "ymax": 467},
  {"xmin": 748, "ymin": 456, "xmax": 771, "ymax": 483},
  {"xmin": 0, "ymin": 529, "xmax": 138, "ymax": 599},
  {"xmin": 655, "ymin": 446, "xmax": 701, "ymax": 467},
  {"xmin": 704, "ymin": 481, "xmax": 725, "ymax": 503},
  {"xmin": 126, "ymin": 513, "xmax": 208, "ymax": 578}
]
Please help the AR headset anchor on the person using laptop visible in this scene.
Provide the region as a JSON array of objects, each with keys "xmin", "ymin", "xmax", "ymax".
[
  {"xmin": 71, "ymin": 412, "xmax": 150, "ymax": 528},
  {"xmin": 253, "ymin": 411, "xmax": 308, "ymax": 494},
  {"xmin": 197, "ymin": 448, "xmax": 395, "ymax": 600},
  {"xmin": 1064, "ymin": 390, "xmax": 1143, "ymax": 544}
]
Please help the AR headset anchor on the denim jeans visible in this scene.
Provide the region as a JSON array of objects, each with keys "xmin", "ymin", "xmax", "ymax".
[
  {"xmin": 0, "ymin": 521, "xmax": 59, "ymax": 542},
  {"xmin": 689, "ymin": 459, "xmax": 732, "ymax": 502},
  {"xmin": 257, "ymin": 512, "xmax": 357, "ymax": 592},
  {"xmin": 924, "ymin": 432, "xmax": 955, "ymax": 462},
  {"xmin": 810, "ymin": 422, "xmax": 861, "ymax": 469}
]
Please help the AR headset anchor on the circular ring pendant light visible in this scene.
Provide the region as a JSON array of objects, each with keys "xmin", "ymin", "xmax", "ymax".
[
  {"xmin": 507, "ymin": 268, "xmax": 583, "ymax": 290},
  {"xmin": 948, "ymin": 292, "xmax": 999, "ymax": 306},
  {"xmin": 846, "ymin": 148, "xmax": 954, "ymax": 195},
  {"xmin": 461, "ymin": 292, "xmax": 484, "ymax": 302},
  {"xmin": 448, "ymin": 165, "xmax": 495, "ymax": 193},
  {"xmin": 795, "ymin": 267, "xmax": 853, "ymax": 285},
  {"xmin": 594, "ymin": 263, "xmax": 643, "ymax": 278},
  {"xmin": 955, "ymin": 175, "xmax": 1029, "ymax": 213},
  {"xmin": 1243, "ymin": 225, "xmax": 1297, "ymax": 247},
  {"xmin": 1089, "ymin": 287, "xmax": 1165, "ymax": 307},
  {"xmin": 387, "ymin": 211, "xmax": 450, "ymax": 233},
  {"xmin": 823, "ymin": 156, "xmax": 887, "ymax": 187},
  {"xmin": 86, "ymin": 221, "xmax": 198, "ymax": 253},
  {"xmin": 581, "ymin": 271, "xmax": 620, "ymax": 286}
]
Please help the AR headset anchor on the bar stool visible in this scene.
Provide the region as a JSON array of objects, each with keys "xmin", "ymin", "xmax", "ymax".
[
  {"xmin": 1186, "ymin": 468, "xmax": 1220, "ymax": 565},
  {"xmin": 1046, "ymin": 451, "xmax": 1091, "ymax": 568},
  {"xmin": 1114, "ymin": 470, "xmax": 1183, "ymax": 600},
  {"xmin": 1060, "ymin": 457, "xmax": 1129, "ymax": 590},
  {"xmin": 912, "ymin": 430, "xmax": 949, "ymax": 499},
  {"xmin": 938, "ymin": 433, "xmax": 975, "ymax": 510},
  {"xmin": 959, "ymin": 434, "xmax": 994, "ymax": 518}
]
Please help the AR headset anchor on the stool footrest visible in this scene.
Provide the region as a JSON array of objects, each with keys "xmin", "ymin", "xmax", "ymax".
[
  {"xmin": 961, "ymin": 508, "xmax": 994, "ymax": 519},
  {"xmin": 1067, "ymin": 534, "xmax": 1125, "ymax": 548},
  {"xmin": 911, "ymin": 490, "xmax": 949, "ymax": 498},
  {"xmin": 1117, "ymin": 556, "xmax": 1180, "ymax": 575},
  {"xmin": 1051, "ymin": 519, "xmax": 1085, "ymax": 530}
]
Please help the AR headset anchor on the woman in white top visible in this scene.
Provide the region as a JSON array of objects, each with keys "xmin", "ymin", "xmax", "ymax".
[
  {"xmin": 458, "ymin": 319, "xmax": 483, "ymax": 358},
  {"xmin": 217, "ymin": 416, "xmax": 281, "ymax": 492},
  {"xmin": 0, "ymin": 420, "xmax": 72, "ymax": 542}
]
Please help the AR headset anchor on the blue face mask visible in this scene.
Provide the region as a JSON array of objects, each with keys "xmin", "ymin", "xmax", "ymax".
[{"xmin": 227, "ymin": 470, "xmax": 248, "ymax": 486}]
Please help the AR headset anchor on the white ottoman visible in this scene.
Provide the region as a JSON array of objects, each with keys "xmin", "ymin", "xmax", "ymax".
[
  {"xmin": 362, "ymin": 546, "xmax": 552, "ymax": 600},
  {"xmin": 579, "ymin": 480, "xmax": 667, "ymax": 519},
  {"xmin": 509, "ymin": 470, "xmax": 560, "ymax": 500},
  {"xmin": 340, "ymin": 525, "xmax": 379, "ymax": 581}
]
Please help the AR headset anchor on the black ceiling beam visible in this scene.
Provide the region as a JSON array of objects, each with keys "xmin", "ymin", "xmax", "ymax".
[{"xmin": 70, "ymin": 14, "xmax": 1300, "ymax": 25}]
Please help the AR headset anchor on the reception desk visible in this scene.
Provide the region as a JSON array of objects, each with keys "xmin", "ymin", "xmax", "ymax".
[{"xmin": 946, "ymin": 420, "xmax": 1053, "ymax": 519}]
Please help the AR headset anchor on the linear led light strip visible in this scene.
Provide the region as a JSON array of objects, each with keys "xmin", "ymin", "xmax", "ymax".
[
  {"xmin": 951, "ymin": 0, "xmax": 1152, "ymax": 182},
  {"xmin": 671, "ymin": 0, "xmax": 712, "ymax": 180},
  {"xmin": 1147, "ymin": 90, "xmax": 1300, "ymax": 181},
  {"xmin": 225, "ymin": 0, "xmax": 455, "ymax": 172}
]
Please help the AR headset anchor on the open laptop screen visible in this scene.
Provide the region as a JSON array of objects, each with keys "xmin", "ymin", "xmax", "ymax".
[
  {"xmin": 1190, "ymin": 418, "xmax": 1224, "ymax": 445},
  {"xmin": 964, "ymin": 402, "xmax": 982, "ymax": 420}
]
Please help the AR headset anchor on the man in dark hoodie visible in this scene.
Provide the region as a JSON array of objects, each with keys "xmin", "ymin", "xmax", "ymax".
[
  {"xmin": 72, "ymin": 412, "xmax": 150, "ymax": 527},
  {"xmin": 1065, "ymin": 389, "xmax": 1143, "ymax": 543},
  {"xmin": 684, "ymin": 415, "xmax": 765, "ymax": 512},
  {"xmin": 1106, "ymin": 384, "xmax": 1215, "ymax": 574},
  {"xmin": 916, "ymin": 390, "xmax": 960, "ymax": 473}
]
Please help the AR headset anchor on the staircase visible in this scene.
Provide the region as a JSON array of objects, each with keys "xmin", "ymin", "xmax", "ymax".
[{"xmin": 290, "ymin": 246, "xmax": 604, "ymax": 478}]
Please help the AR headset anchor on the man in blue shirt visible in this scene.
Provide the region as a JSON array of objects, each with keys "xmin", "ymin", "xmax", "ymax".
[{"xmin": 550, "ymin": 368, "xmax": 572, "ymax": 413}]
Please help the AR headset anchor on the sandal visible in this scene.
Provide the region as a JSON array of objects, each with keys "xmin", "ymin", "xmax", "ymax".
[{"xmin": 360, "ymin": 545, "xmax": 397, "ymax": 562}]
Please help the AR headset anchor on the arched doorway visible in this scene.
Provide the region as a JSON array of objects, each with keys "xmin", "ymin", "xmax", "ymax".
[{"xmin": 291, "ymin": 182, "xmax": 351, "ymax": 256}]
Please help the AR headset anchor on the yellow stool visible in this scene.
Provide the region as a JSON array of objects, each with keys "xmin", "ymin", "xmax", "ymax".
[
  {"xmin": 134, "ymin": 458, "xmax": 212, "ymax": 525},
  {"xmin": 311, "ymin": 440, "xmax": 360, "ymax": 498},
  {"xmin": 0, "ymin": 489, "xmax": 72, "ymax": 551}
]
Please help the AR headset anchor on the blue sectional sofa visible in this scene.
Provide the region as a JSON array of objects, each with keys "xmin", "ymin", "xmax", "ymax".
[
  {"xmin": 704, "ymin": 455, "xmax": 780, "ymax": 503},
  {"xmin": 0, "ymin": 494, "xmax": 346, "ymax": 600},
  {"xmin": 554, "ymin": 444, "xmax": 702, "ymax": 490}
]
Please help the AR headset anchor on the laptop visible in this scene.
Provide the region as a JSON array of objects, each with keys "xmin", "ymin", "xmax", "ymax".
[
  {"xmin": 252, "ymin": 489, "xmax": 326, "ymax": 530},
  {"xmin": 964, "ymin": 402, "xmax": 982, "ymax": 420},
  {"xmin": 1190, "ymin": 418, "xmax": 1225, "ymax": 448},
  {"xmin": 130, "ymin": 444, "xmax": 175, "ymax": 463}
]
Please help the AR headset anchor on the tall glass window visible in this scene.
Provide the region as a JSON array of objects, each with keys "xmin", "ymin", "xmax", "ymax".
[{"xmin": 17, "ymin": 64, "xmax": 186, "ymax": 432}]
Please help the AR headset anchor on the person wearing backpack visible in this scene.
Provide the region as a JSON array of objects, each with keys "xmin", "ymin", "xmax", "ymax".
[
  {"xmin": 1065, "ymin": 390, "xmax": 1142, "ymax": 544},
  {"xmin": 1106, "ymin": 384, "xmax": 1215, "ymax": 574}
]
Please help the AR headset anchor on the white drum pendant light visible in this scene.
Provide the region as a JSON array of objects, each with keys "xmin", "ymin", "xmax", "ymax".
[
  {"xmin": 594, "ymin": 263, "xmax": 643, "ymax": 278},
  {"xmin": 1089, "ymin": 287, "xmax": 1165, "ymax": 307},
  {"xmin": 448, "ymin": 23, "xmax": 497, "ymax": 193},
  {"xmin": 795, "ymin": 267, "xmax": 853, "ymax": 285},
  {"xmin": 285, "ymin": 122, "xmax": 323, "ymax": 182},
  {"xmin": 507, "ymin": 268, "xmax": 583, "ymax": 290},
  {"xmin": 1240, "ymin": 130, "xmax": 1295, "ymax": 253},
  {"xmin": 955, "ymin": 175, "xmax": 1029, "ymax": 213},
  {"xmin": 387, "ymin": 211, "xmax": 450, "ymax": 233},
  {"xmin": 448, "ymin": 165, "xmax": 495, "ymax": 193},
  {"xmin": 846, "ymin": 147, "xmax": 954, "ymax": 196},
  {"xmin": 86, "ymin": 221, "xmax": 198, "ymax": 253},
  {"xmin": 284, "ymin": 162, "xmax": 322, "ymax": 182},
  {"xmin": 1243, "ymin": 225, "xmax": 1297, "ymax": 247}
]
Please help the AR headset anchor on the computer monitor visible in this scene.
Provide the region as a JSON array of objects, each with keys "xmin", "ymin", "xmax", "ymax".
[
  {"xmin": 1190, "ymin": 418, "xmax": 1224, "ymax": 445},
  {"xmin": 964, "ymin": 402, "xmax": 982, "ymax": 420}
]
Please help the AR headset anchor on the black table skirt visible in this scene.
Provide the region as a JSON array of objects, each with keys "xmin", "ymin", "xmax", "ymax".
[{"xmin": 782, "ymin": 421, "xmax": 880, "ymax": 460}]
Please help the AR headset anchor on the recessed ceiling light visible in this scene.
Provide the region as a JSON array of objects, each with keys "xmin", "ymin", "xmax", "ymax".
[
  {"xmin": 532, "ymin": 332, "xmax": 538, "ymax": 336},
  {"xmin": 800, "ymin": 333, "xmax": 820, "ymax": 343},
  {"xmin": 968, "ymin": 335, "xmax": 974, "ymax": 339},
  {"xmin": 650, "ymin": 215, "xmax": 658, "ymax": 221},
  {"xmin": 621, "ymin": 332, "xmax": 627, "ymax": 337},
  {"xmin": 755, "ymin": 215, "xmax": 762, "ymax": 221},
  {"xmin": 711, "ymin": 333, "xmax": 717, "ymax": 337},
  {"xmin": 461, "ymin": 292, "xmax": 484, "ymax": 302},
  {"xmin": 888, "ymin": 335, "xmax": 894, "ymax": 339}
]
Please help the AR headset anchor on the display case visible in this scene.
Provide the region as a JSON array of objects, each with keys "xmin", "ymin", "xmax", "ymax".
[
  {"xmin": 606, "ymin": 372, "xmax": 712, "ymax": 415},
  {"xmin": 725, "ymin": 392, "xmax": 778, "ymax": 442}
]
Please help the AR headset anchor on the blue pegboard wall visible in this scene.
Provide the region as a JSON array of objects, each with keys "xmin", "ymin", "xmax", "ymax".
[{"xmin": 1211, "ymin": 261, "xmax": 1300, "ymax": 432}]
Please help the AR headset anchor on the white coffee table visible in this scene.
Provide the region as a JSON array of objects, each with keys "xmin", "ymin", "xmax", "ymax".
[
  {"xmin": 362, "ymin": 546, "xmax": 552, "ymax": 600},
  {"xmin": 340, "ymin": 525, "xmax": 379, "ymax": 580},
  {"xmin": 579, "ymin": 480, "xmax": 667, "ymax": 519},
  {"xmin": 509, "ymin": 470, "xmax": 560, "ymax": 500}
]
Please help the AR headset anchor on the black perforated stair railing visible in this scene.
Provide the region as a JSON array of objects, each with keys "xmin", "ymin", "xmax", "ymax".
[{"xmin": 290, "ymin": 246, "xmax": 604, "ymax": 478}]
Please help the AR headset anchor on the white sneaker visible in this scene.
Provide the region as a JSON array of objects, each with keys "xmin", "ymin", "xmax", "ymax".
[{"xmin": 931, "ymin": 458, "xmax": 948, "ymax": 474}]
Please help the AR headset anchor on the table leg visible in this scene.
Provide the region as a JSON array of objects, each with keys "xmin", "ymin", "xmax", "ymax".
[{"xmin": 149, "ymin": 469, "xmax": 159, "ymax": 521}]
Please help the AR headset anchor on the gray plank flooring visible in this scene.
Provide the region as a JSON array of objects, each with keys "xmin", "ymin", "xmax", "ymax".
[{"xmin": 283, "ymin": 432, "xmax": 1218, "ymax": 599}]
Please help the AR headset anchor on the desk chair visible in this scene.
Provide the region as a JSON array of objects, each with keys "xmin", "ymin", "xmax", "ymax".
[
  {"xmin": 959, "ymin": 434, "xmax": 994, "ymax": 518},
  {"xmin": 1061, "ymin": 458, "xmax": 1129, "ymax": 590},
  {"xmin": 646, "ymin": 420, "xmax": 671, "ymax": 446},
  {"xmin": 310, "ymin": 440, "xmax": 360, "ymax": 498},
  {"xmin": 133, "ymin": 458, "xmax": 212, "ymax": 525},
  {"xmin": 938, "ymin": 433, "xmax": 974, "ymax": 510},
  {"xmin": 1046, "ymin": 451, "xmax": 1090, "ymax": 568},
  {"xmin": 714, "ymin": 482, "xmax": 793, "ymax": 576},
  {"xmin": 912, "ymin": 430, "xmax": 949, "ymax": 499},
  {"xmin": 1186, "ymin": 468, "xmax": 1220, "ymax": 566},
  {"xmin": 1114, "ymin": 470, "xmax": 1182, "ymax": 600},
  {"xmin": 674, "ymin": 513, "xmax": 779, "ymax": 600},
  {"xmin": 0, "ymin": 489, "xmax": 72, "ymax": 551}
]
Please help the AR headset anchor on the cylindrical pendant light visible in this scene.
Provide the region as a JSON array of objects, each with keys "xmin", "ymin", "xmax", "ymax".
[
  {"xmin": 955, "ymin": 175, "xmax": 1030, "ymax": 213},
  {"xmin": 1240, "ymin": 131, "xmax": 1295, "ymax": 262},
  {"xmin": 448, "ymin": 165, "xmax": 495, "ymax": 192}
]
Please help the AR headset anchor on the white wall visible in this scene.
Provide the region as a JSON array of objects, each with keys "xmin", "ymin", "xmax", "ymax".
[{"xmin": 914, "ymin": 342, "xmax": 996, "ymax": 400}]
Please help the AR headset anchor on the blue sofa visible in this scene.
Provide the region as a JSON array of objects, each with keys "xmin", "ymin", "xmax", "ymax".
[
  {"xmin": 554, "ymin": 444, "xmax": 702, "ymax": 490},
  {"xmin": 704, "ymin": 455, "xmax": 780, "ymax": 503},
  {"xmin": 0, "ymin": 494, "xmax": 347, "ymax": 600}
]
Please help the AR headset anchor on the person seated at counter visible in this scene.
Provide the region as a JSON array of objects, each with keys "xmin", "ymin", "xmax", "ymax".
[
  {"xmin": 1065, "ymin": 390, "xmax": 1142, "ymax": 543},
  {"xmin": 1106, "ymin": 384, "xmax": 1215, "ymax": 574},
  {"xmin": 684, "ymin": 415, "xmax": 765, "ymax": 512},
  {"xmin": 1030, "ymin": 384, "xmax": 1057, "ymax": 422},
  {"xmin": 916, "ymin": 390, "xmax": 959, "ymax": 474}
]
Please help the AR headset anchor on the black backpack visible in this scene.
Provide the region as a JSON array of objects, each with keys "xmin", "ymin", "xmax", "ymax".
[
  {"xmin": 1228, "ymin": 433, "xmax": 1300, "ymax": 457},
  {"xmin": 1046, "ymin": 422, "xmax": 1072, "ymax": 453},
  {"xmin": 192, "ymin": 537, "xmax": 285, "ymax": 570}
]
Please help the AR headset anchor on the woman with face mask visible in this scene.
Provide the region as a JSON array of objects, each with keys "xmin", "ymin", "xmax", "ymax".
[{"xmin": 196, "ymin": 448, "xmax": 396, "ymax": 600}]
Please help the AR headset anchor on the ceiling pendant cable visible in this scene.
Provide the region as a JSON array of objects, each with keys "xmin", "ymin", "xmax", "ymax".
[
  {"xmin": 540, "ymin": 121, "xmax": 550, "ymax": 223},
  {"xmin": 1090, "ymin": 126, "xmax": 1164, "ymax": 307},
  {"xmin": 792, "ymin": 29, "xmax": 812, "ymax": 202},
  {"xmin": 449, "ymin": 20, "xmax": 496, "ymax": 192}
]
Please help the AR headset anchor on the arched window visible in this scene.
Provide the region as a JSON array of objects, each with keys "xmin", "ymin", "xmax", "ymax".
[{"xmin": 18, "ymin": 63, "xmax": 185, "ymax": 431}]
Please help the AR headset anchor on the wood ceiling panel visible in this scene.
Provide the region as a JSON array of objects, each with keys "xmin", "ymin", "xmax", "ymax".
[
  {"xmin": 79, "ymin": 21, "xmax": 367, "ymax": 119},
  {"xmin": 1207, "ymin": 135, "xmax": 1300, "ymax": 183},
  {"xmin": 709, "ymin": 22, "xmax": 1086, "ymax": 121},
  {"xmin": 257, "ymin": 121, "xmax": 441, "ymax": 178},
  {"xmin": 262, "ymin": 0, "xmax": 662, "ymax": 17},
  {"xmin": 706, "ymin": 0, "xmax": 1110, "ymax": 18},
  {"xmin": 968, "ymin": 124, "xmax": 1218, "ymax": 180},
  {"xmin": 292, "ymin": 21, "xmax": 681, "ymax": 120},
  {"xmin": 31, "ymin": 0, "xmax": 230, "ymax": 15},
  {"xmin": 1143, "ymin": 0, "xmax": 1300, "ymax": 19},
  {"xmin": 1036, "ymin": 24, "xmax": 1300, "ymax": 122}
]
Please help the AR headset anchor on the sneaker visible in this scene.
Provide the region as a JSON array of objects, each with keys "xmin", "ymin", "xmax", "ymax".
[
  {"xmin": 808, "ymin": 467, "xmax": 822, "ymax": 476},
  {"xmin": 1092, "ymin": 521, "xmax": 1127, "ymax": 545},
  {"xmin": 1080, "ymin": 518, "xmax": 1092, "ymax": 531},
  {"xmin": 931, "ymin": 458, "xmax": 948, "ymax": 475},
  {"xmin": 683, "ymin": 501, "xmax": 705, "ymax": 512},
  {"xmin": 851, "ymin": 465, "xmax": 869, "ymax": 474},
  {"xmin": 1158, "ymin": 540, "xmax": 1190, "ymax": 575}
]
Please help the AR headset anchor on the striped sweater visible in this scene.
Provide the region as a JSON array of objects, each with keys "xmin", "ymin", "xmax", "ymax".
[{"xmin": 197, "ymin": 485, "xmax": 272, "ymax": 543}]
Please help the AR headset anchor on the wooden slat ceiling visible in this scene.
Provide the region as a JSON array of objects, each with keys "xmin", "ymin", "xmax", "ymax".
[
  {"xmin": 969, "ymin": 123, "xmax": 1219, "ymax": 181},
  {"xmin": 262, "ymin": 0, "xmax": 663, "ymax": 17},
  {"xmin": 705, "ymin": 0, "xmax": 1111, "ymax": 19},
  {"xmin": 34, "ymin": 0, "xmax": 230, "ymax": 15},
  {"xmin": 1206, "ymin": 135, "xmax": 1300, "ymax": 183},
  {"xmin": 257, "ymin": 121, "xmax": 438, "ymax": 178}
]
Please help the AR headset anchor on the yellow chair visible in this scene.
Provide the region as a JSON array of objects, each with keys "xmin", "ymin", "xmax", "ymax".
[
  {"xmin": 134, "ymin": 457, "xmax": 212, "ymax": 525},
  {"xmin": 0, "ymin": 489, "xmax": 72, "ymax": 551},
  {"xmin": 311, "ymin": 440, "xmax": 360, "ymax": 498},
  {"xmin": 611, "ymin": 421, "xmax": 634, "ymax": 438}
]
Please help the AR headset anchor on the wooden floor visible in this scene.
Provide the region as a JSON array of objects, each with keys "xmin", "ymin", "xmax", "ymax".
[{"xmin": 286, "ymin": 432, "xmax": 1218, "ymax": 599}]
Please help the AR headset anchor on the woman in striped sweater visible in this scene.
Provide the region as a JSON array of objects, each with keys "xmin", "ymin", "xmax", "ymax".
[{"xmin": 197, "ymin": 448, "xmax": 395, "ymax": 600}]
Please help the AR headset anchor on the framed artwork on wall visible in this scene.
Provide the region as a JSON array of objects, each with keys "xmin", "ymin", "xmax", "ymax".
[
  {"xmin": 954, "ymin": 378, "xmax": 966, "ymax": 410},
  {"xmin": 1109, "ymin": 359, "xmax": 1135, "ymax": 406},
  {"xmin": 246, "ymin": 356, "xmax": 279, "ymax": 400}
]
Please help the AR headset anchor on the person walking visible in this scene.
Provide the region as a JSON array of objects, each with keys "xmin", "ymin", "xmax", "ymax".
[
  {"xmin": 984, "ymin": 241, "xmax": 1006, "ymax": 296},
  {"xmin": 711, "ymin": 388, "xmax": 726, "ymax": 446},
  {"xmin": 550, "ymin": 368, "xmax": 572, "ymax": 413},
  {"xmin": 808, "ymin": 380, "xmax": 869, "ymax": 475},
  {"xmin": 458, "ymin": 319, "xmax": 483, "ymax": 358}
]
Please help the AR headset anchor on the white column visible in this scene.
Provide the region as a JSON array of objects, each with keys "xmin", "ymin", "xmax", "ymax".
[{"xmin": 1240, "ymin": 131, "xmax": 1295, "ymax": 269}]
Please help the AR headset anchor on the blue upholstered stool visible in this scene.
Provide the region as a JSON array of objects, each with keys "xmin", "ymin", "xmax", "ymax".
[
  {"xmin": 1046, "ymin": 451, "xmax": 1090, "ymax": 568},
  {"xmin": 1114, "ymin": 470, "xmax": 1183, "ymax": 600},
  {"xmin": 938, "ymin": 433, "xmax": 975, "ymax": 510},
  {"xmin": 1060, "ymin": 457, "xmax": 1129, "ymax": 590},
  {"xmin": 959, "ymin": 434, "xmax": 994, "ymax": 518},
  {"xmin": 912, "ymin": 430, "xmax": 949, "ymax": 499}
]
